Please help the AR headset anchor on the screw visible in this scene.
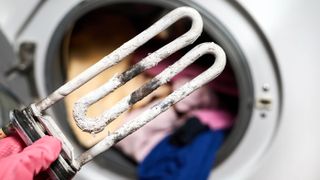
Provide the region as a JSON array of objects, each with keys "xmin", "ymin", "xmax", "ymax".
[
  {"xmin": 262, "ymin": 83, "xmax": 270, "ymax": 92},
  {"xmin": 260, "ymin": 112, "xmax": 267, "ymax": 118}
]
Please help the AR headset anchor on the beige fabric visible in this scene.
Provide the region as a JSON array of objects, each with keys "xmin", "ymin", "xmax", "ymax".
[{"xmin": 65, "ymin": 15, "xmax": 171, "ymax": 147}]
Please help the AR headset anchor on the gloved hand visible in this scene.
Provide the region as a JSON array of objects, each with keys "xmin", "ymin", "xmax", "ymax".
[{"xmin": 0, "ymin": 135, "xmax": 62, "ymax": 180}]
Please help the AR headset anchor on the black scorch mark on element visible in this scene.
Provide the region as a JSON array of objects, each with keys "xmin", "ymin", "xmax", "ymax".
[
  {"xmin": 118, "ymin": 63, "xmax": 146, "ymax": 83},
  {"xmin": 129, "ymin": 78, "xmax": 162, "ymax": 105}
]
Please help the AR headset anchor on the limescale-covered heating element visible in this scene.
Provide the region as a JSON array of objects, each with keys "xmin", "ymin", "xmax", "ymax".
[{"xmin": 29, "ymin": 7, "xmax": 226, "ymax": 169}]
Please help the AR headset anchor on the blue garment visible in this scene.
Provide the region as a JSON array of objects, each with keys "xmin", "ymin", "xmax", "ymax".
[{"xmin": 138, "ymin": 130, "xmax": 224, "ymax": 180}]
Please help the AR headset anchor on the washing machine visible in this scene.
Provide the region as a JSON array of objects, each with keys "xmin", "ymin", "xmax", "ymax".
[{"xmin": 0, "ymin": 0, "xmax": 320, "ymax": 179}]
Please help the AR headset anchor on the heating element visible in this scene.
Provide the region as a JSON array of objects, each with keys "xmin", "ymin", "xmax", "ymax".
[{"xmin": 0, "ymin": 7, "xmax": 226, "ymax": 179}]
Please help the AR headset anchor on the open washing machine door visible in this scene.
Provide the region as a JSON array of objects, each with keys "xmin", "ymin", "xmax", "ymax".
[
  {"xmin": 0, "ymin": 0, "xmax": 319, "ymax": 179},
  {"xmin": 236, "ymin": 0, "xmax": 320, "ymax": 179}
]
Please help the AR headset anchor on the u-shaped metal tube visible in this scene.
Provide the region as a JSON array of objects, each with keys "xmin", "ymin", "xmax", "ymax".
[{"xmin": 32, "ymin": 7, "xmax": 203, "ymax": 115}]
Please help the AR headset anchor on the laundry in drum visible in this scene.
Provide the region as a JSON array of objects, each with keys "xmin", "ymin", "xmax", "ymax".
[
  {"xmin": 139, "ymin": 118, "xmax": 225, "ymax": 180},
  {"xmin": 0, "ymin": 7, "xmax": 227, "ymax": 180}
]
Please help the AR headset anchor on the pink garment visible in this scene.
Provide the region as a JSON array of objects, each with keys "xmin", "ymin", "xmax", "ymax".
[
  {"xmin": 173, "ymin": 77, "xmax": 233, "ymax": 130},
  {"xmin": 116, "ymin": 100, "xmax": 179, "ymax": 162},
  {"xmin": 0, "ymin": 135, "xmax": 62, "ymax": 180},
  {"xmin": 173, "ymin": 77, "xmax": 218, "ymax": 112},
  {"xmin": 188, "ymin": 109, "xmax": 233, "ymax": 130}
]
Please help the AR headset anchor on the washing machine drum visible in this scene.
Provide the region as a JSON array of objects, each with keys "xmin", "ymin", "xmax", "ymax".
[{"xmin": 33, "ymin": 0, "xmax": 281, "ymax": 179}]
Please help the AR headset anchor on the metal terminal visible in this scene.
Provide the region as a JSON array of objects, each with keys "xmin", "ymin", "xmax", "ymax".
[
  {"xmin": 38, "ymin": 115, "xmax": 75, "ymax": 165},
  {"xmin": 28, "ymin": 7, "xmax": 227, "ymax": 168}
]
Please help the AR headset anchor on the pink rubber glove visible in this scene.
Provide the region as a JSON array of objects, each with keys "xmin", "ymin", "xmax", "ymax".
[{"xmin": 0, "ymin": 135, "xmax": 62, "ymax": 180}]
